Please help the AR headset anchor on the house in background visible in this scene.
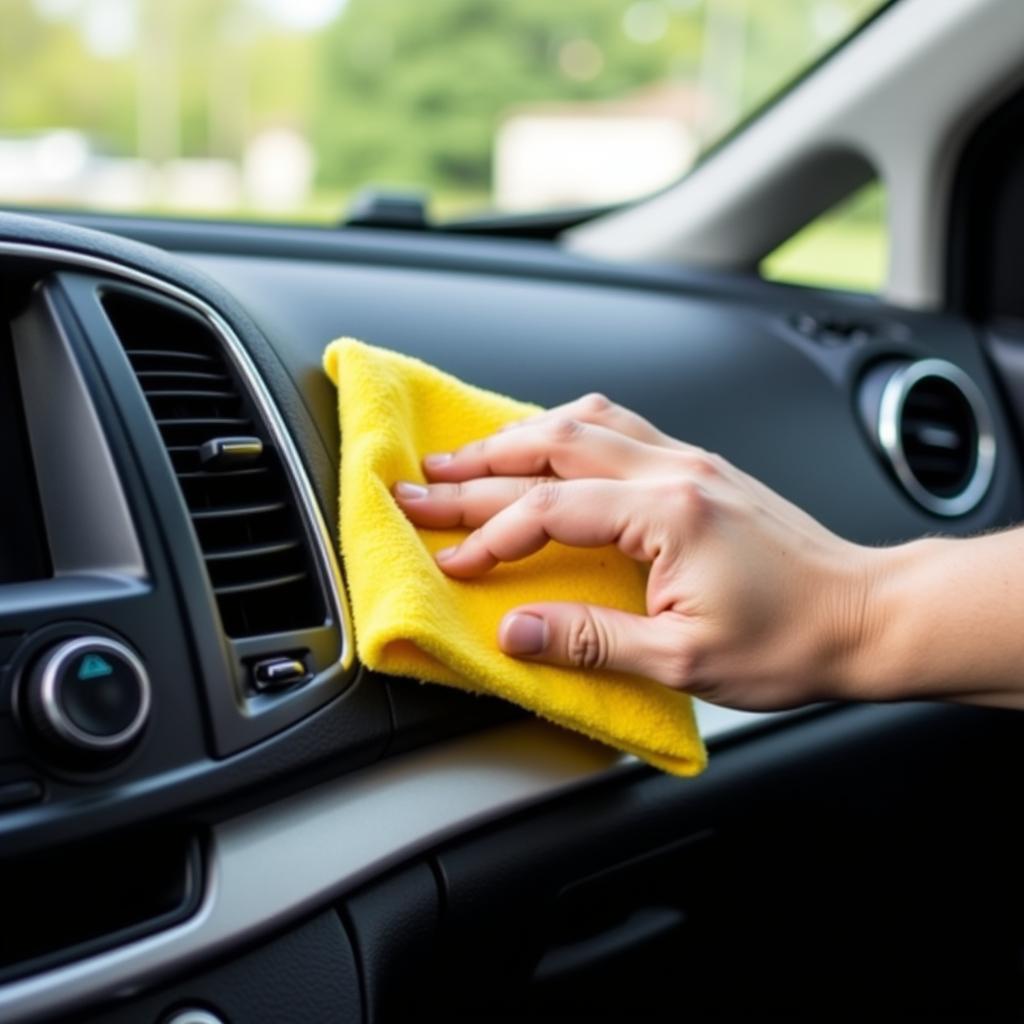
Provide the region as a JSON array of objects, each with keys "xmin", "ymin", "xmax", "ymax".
[{"xmin": 494, "ymin": 81, "xmax": 713, "ymax": 211}]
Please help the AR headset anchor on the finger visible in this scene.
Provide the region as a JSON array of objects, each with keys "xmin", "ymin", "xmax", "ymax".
[
  {"xmin": 434, "ymin": 477, "xmax": 688, "ymax": 578},
  {"xmin": 392, "ymin": 476, "xmax": 549, "ymax": 529},
  {"xmin": 423, "ymin": 417, "xmax": 674, "ymax": 484},
  {"xmin": 499, "ymin": 603, "xmax": 694, "ymax": 689},
  {"xmin": 502, "ymin": 392, "xmax": 683, "ymax": 450}
]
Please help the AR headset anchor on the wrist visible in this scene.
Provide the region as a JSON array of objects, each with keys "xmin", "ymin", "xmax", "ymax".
[{"xmin": 830, "ymin": 538, "xmax": 946, "ymax": 703}]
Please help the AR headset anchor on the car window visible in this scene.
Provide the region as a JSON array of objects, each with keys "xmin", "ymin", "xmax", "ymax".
[
  {"xmin": 760, "ymin": 181, "xmax": 888, "ymax": 292},
  {"xmin": 1, "ymin": 0, "xmax": 891, "ymax": 224}
]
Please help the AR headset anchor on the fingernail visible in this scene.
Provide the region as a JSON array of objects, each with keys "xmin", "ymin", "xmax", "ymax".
[
  {"xmin": 501, "ymin": 613, "xmax": 549, "ymax": 656},
  {"xmin": 394, "ymin": 481, "xmax": 429, "ymax": 499},
  {"xmin": 435, "ymin": 545, "xmax": 459, "ymax": 562},
  {"xmin": 424, "ymin": 453, "xmax": 453, "ymax": 468}
]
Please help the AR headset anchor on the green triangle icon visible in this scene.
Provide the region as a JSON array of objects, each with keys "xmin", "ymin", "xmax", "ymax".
[{"xmin": 78, "ymin": 654, "xmax": 114, "ymax": 680}]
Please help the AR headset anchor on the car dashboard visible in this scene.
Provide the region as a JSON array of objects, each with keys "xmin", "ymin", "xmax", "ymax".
[{"xmin": 1, "ymin": 209, "xmax": 1024, "ymax": 1023}]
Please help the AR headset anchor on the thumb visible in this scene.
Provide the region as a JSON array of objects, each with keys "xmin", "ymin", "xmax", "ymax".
[{"xmin": 498, "ymin": 602, "xmax": 691, "ymax": 688}]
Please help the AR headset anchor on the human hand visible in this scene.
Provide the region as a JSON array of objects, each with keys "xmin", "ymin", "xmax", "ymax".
[{"xmin": 393, "ymin": 394, "xmax": 886, "ymax": 711}]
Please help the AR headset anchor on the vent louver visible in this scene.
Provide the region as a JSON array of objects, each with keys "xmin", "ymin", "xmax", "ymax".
[
  {"xmin": 899, "ymin": 376, "xmax": 976, "ymax": 497},
  {"xmin": 862, "ymin": 358, "xmax": 997, "ymax": 518},
  {"xmin": 102, "ymin": 292, "xmax": 325, "ymax": 637}
]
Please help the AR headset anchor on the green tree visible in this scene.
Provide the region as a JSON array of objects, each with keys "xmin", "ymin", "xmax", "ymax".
[
  {"xmin": 312, "ymin": 0, "xmax": 883, "ymax": 201},
  {"xmin": 313, "ymin": 0, "xmax": 702, "ymax": 194},
  {"xmin": 0, "ymin": 0, "xmax": 134, "ymax": 151}
]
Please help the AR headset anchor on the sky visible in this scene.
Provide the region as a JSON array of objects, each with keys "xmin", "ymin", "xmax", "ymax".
[
  {"xmin": 31, "ymin": 0, "xmax": 349, "ymax": 47},
  {"xmin": 251, "ymin": 0, "xmax": 347, "ymax": 30}
]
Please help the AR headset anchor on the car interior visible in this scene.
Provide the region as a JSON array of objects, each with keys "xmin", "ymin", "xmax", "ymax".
[{"xmin": 4, "ymin": 0, "xmax": 1024, "ymax": 1021}]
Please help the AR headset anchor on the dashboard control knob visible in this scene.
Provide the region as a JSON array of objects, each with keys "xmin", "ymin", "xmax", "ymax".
[
  {"xmin": 23, "ymin": 637, "xmax": 151, "ymax": 756},
  {"xmin": 162, "ymin": 1010, "xmax": 226, "ymax": 1024}
]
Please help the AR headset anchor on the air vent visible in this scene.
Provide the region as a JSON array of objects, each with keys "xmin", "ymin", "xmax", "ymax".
[
  {"xmin": 102, "ymin": 291, "xmax": 325, "ymax": 637},
  {"xmin": 860, "ymin": 358, "xmax": 996, "ymax": 517}
]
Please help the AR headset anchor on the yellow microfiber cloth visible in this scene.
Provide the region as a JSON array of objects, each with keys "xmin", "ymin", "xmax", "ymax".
[{"xmin": 323, "ymin": 337, "xmax": 706, "ymax": 777}]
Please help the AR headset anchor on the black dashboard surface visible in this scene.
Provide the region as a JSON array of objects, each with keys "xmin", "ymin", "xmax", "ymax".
[
  {"xmin": 186, "ymin": 247, "xmax": 1023, "ymax": 546},
  {"xmin": 1, "ymin": 213, "xmax": 1024, "ymax": 1022}
]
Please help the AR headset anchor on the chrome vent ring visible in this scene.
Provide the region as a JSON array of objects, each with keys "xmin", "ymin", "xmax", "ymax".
[{"xmin": 861, "ymin": 358, "xmax": 996, "ymax": 517}]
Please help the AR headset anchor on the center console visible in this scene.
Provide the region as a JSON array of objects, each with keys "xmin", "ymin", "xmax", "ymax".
[{"xmin": 0, "ymin": 238, "xmax": 373, "ymax": 993}]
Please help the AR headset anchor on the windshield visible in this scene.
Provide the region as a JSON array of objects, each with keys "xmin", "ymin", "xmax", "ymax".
[{"xmin": 1, "ymin": 0, "xmax": 890, "ymax": 224}]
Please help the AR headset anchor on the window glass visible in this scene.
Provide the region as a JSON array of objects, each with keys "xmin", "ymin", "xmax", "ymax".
[
  {"xmin": 0, "ymin": 0, "xmax": 891, "ymax": 223},
  {"xmin": 760, "ymin": 181, "xmax": 887, "ymax": 292}
]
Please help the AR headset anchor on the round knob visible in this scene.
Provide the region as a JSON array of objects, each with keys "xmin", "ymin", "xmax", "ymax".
[
  {"xmin": 162, "ymin": 1010, "xmax": 226, "ymax": 1024},
  {"xmin": 24, "ymin": 637, "xmax": 150, "ymax": 756}
]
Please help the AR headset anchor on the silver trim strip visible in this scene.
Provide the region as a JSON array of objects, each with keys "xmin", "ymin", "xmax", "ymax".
[
  {"xmin": 877, "ymin": 358, "xmax": 997, "ymax": 518},
  {"xmin": 0, "ymin": 240, "xmax": 352, "ymax": 671},
  {"xmin": 36, "ymin": 637, "xmax": 151, "ymax": 751}
]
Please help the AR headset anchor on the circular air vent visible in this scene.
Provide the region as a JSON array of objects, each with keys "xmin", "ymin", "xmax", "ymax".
[{"xmin": 861, "ymin": 358, "xmax": 996, "ymax": 517}]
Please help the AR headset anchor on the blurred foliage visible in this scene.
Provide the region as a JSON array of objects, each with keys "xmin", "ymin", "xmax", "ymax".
[
  {"xmin": 0, "ymin": 0, "xmax": 888, "ymax": 289},
  {"xmin": 0, "ymin": 0, "xmax": 317, "ymax": 156},
  {"xmin": 312, "ymin": 0, "xmax": 885, "ymax": 191},
  {"xmin": 762, "ymin": 182, "xmax": 887, "ymax": 291},
  {"xmin": 2, "ymin": 0, "xmax": 885, "ymax": 188},
  {"xmin": 313, "ymin": 0, "xmax": 700, "ymax": 190},
  {"xmin": 0, "ymin": 0, "xmax": 135, "ymax": 149}
]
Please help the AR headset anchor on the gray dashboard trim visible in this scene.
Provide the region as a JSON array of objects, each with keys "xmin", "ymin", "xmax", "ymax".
[{"xmin": 12, "ymin": 286, "xmax": 147, "ymax": 579}]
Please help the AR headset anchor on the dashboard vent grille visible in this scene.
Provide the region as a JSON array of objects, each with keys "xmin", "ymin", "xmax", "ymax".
[
  {"xmin": 899, "ymin": 376, "xmax": 977, "ymax": 498},
  {"xmin": 102, "ymin": 292, "xmax": 325, "ymax": 637},
  {"xmin": 866, "ymin": 358, "xmax": 996, "ymax": 518}
]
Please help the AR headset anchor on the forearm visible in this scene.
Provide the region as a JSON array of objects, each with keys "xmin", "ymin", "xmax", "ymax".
[{"xmin": 848, "ymin": 530, "xmax": 1024, "ymax": 708}]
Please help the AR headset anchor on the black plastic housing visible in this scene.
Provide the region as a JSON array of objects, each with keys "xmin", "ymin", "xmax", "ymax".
[
  {"xmin": 0, "ymin": 239, "xmax": 390, "ymax": 864},
  {"xmin": 0, "ymin": 827, "xmax": 202, "ymax": 983}
]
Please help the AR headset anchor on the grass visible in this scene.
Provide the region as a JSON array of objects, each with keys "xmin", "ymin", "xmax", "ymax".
[{"xmin": 761, "ymin": 214, "xmax": 887, "ymax": 294}]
